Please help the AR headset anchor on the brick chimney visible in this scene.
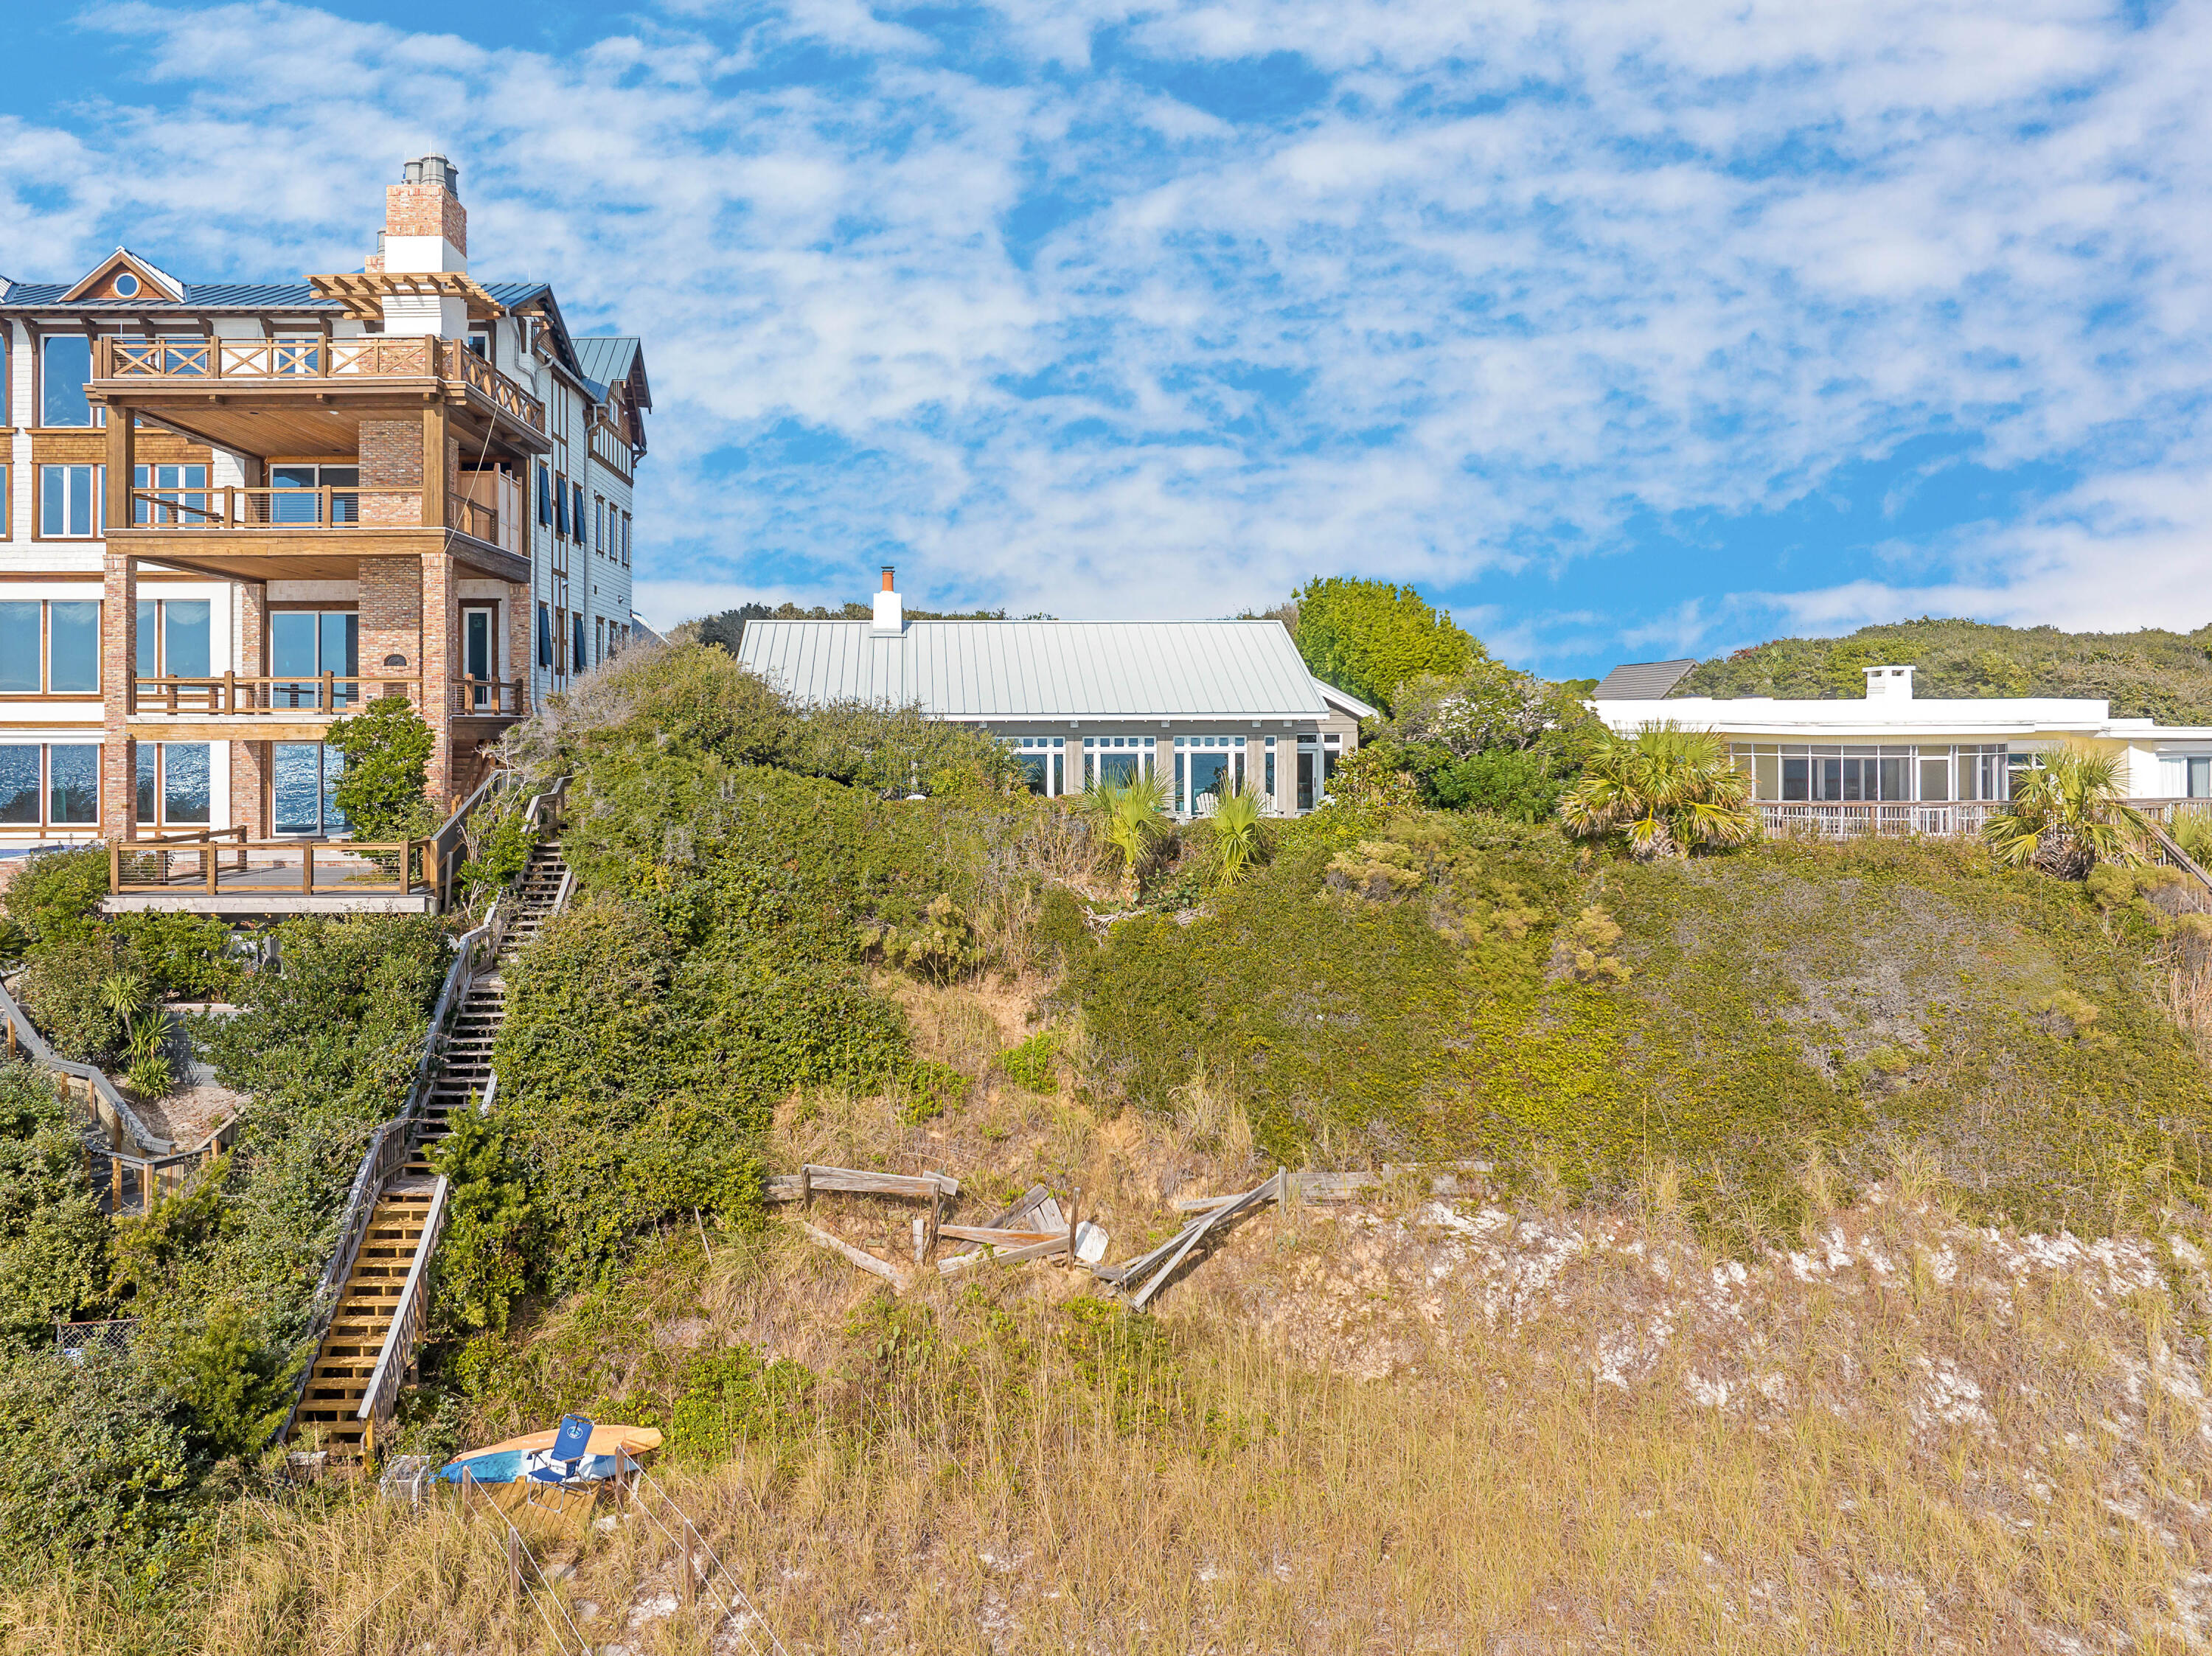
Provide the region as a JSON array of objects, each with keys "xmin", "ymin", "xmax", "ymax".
[{"xmin": 376, "ymin": 154, "xmax": 469, "ymax": 337}]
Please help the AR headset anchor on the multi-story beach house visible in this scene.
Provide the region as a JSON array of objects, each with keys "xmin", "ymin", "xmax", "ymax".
[{"xmin": 0, "ymin": 154, "xmax": 648, "ymax": 852}]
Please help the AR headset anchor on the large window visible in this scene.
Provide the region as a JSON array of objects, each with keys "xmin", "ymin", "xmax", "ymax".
[
  {"xmin": 38, "ymin": 335, "xmax": 94, "ymax": 427},
  {"xmin": 1012, "ymin": 736, "xmax": 1065, "ymax": 796},
  {"xmin": 268, "ymin": 464, "xmax": 360, "ymax": 525},
  {"xmin": 1734, "ymin": 743, "xmax": 2011, "ymax": 803},
  {"xmin": 1172, "ymin": 734, "xmax": 1246, "ymax": 813},
  {"xmin": 135, "ymin": 742, "xmax": 211, "ymax": 827},
  {"xmin": 271, "ymin": 610, "xmax": 359, "ymax": 708},
  {"xmin": 136, "ymin": 599, "xmax": 212, "ymax": 685},
  {"xmin": 38, "ymin": 465, "xmax": 101, "ymax": 537},
  {"xmin": 273, "ymin": 743, "xmax": 347, "ymax": 837},
  {"xmin": 133, "ymin": 464, "xmax": 210, "ymax": 527},
  {"xmin": 0, "ymin": 599, "xmax": 100, "ymax": 695},
  {"xmin": 1085, "ymin": 735, "xmax": 1154, "ymax": 788},
  {"xmin": 0, "ymin": 744, "xmax": 100, "ymax": 828}
]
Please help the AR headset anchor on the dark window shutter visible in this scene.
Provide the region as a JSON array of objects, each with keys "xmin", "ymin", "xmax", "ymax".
[
  {"xmin": 538, "ymin": 465, "xmax": 552, "ymax": 526},
  {"xmin": 538, "ymin": 603, "xmax": 553, "ymax": 668},
  {"xmin": 572, "ymin": 482, "xmax": 586, "ymax": 543},
  {"xmin": 571, "ymin": 613, "xmax": 585, "ymax": 672},
  {"xmin": 554, "ymin": 474, "xmax": 568, "ymax": 537}
]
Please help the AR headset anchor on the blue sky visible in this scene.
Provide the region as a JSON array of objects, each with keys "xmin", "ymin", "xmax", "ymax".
[{"xmin": 4, "ymin": 1, "xmax": 2208, "ymax": 676}]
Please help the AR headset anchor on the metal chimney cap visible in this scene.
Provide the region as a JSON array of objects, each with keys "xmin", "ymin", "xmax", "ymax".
[{"xmin": 401, "ymin": 154, "xmax": 461, "ymax": 198}]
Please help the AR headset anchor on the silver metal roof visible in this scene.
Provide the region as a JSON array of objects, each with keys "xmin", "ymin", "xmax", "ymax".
[{"xmin": 738, "ymin": 619, "xmax": 1336, "ymax": 720}]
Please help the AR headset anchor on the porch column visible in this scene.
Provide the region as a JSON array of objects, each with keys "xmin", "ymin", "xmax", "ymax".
[
  {"xmin": 507, "ymin": 582, "xmax": 532, "ymax": 716},
  {"xmin": 421, "ymin": 552, "xmax": 457, "ymax": 808},
  {"xmin": 100, "ymin": 552, "xmax": 139, "ymax": 838},
  {"xmin": 420, "ymin": 403, "xmax": 448, "ymax": 529}
]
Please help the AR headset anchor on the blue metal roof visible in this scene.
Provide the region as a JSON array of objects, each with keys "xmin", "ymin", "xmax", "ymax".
[{"xmin": 2, "ymin": 277, "xmax": 553, "ymax": 311}]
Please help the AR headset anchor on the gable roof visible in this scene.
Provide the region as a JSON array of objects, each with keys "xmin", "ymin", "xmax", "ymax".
[
  {"xmin": 61, "ymin": 247, "xmax": 187, "ymax": 302},
  {"xmin": 739, "ymin": 619, "xmax": 1337, "ymax": 721},
  {"xmin": 1593, "ymin": 659, "xmax": 1698, "ymax": 700},
  {"xmin": 0, "ymin": 279, "xmax": 339, "ymax": 310}
]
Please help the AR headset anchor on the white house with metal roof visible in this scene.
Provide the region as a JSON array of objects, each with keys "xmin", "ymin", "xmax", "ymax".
[
  {"xmin": 1591, "ymin": 661, "xmax": 2212, "ymax": 833},
  {"xmin": 739, "ymin": 570, "xmax": 1373, "ymax": 815}
]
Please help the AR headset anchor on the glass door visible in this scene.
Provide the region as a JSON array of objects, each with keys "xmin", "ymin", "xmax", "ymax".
[
  {"xmin": 273, "ymin": 744, "xmax": 347, "ymax": 837},
  {"xmin": 272, "ymin": 611, "xmax": 359, "ymax": 709},
  {"xmin": 463, "ymin": 607, "xmax": 495, "ymax": 708},
  {"xmin": 268, "ymin": 463, "xmax": 361, "ymax": 525}
]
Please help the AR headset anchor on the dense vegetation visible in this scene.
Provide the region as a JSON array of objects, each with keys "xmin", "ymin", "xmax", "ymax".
[{"xmin": 1672, "ymin": 615, "xmax": 2212, "ymax": 720}]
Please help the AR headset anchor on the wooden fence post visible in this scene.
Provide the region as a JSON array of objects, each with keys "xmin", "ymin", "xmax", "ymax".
[
  {"xmin": 681, "ymin": 1517, "xmax": 699, "ymax": 1606},
  {"xmin": 506, "ymin": 1523, "xmax": 522, "ymax": 1605}
]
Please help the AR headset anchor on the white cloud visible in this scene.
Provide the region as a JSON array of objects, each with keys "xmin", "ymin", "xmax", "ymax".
[{"xmin": 1, "ymin": 0, "xmax": 2205, "ymax": 666}]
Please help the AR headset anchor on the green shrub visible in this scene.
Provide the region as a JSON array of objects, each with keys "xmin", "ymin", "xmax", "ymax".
[
  {"xmin": 0, "ymin": 1348, "xmax": 192, "ymax": 1570},
  {"xmin": 112, "ymin": 911, "xmax": 243, "ymax": 1002},
  {"xmin": 0, "ymin": 1062, "xmax": 108, "ymax": 1340},
  {"xmin": 664, "ymin": 1345, "xmax": 813, "ymax": 1465},
  {"xmin": 16, "ymin": 929, "xmax": 145, "ymax": 1064},
  {"xmin": 323, "ymin": 695, "xmax": 438, "ymax": 839},
  {"xmin": 1, "ymin": 848, "xmax": 110, "ymax": 950},
  {"xmin": 1034, "ymin": 886, "xmax": 1094, "ymax": 969},
  {"xmin": 998, "ymin": 1031, "xmax": 1059, "ymax": 1093},
  {"xmin": 455, "ymin": 801, "xmax": 534, "ymax": 908},
  {"xmin": 428, "ymin": 1113, "xmax": 537, "ymax": 1337}
]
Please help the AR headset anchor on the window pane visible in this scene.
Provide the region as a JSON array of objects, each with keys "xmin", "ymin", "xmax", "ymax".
[
  {"xmin": 465, "ymin": 610, "xmax": 492, "ymax": 681},
  {"xmin": 1782, "ymin": 756, "xmax": 1809, "ymax": 801},
  {"xmin": 40, "ymin": 336, "xmax": 92, "ymax": 427},
  {"xmin": 48, "ymin": 746, "xmax": 97, "ymax": 825},
  {"xmin": 163, "ymin": 599, "xmax": 210, "ymax": 679},
  {"xmin": 270, "ymin": 465, "xmax": 320, "ymax": 525},
  {"xmin": 40, "ymin": 467, "xmax": 66, "ymax": 537},
  {"xmin": 323, "ymin": 612, "xmax": 358, "ymax": 703},
  {"xmin": 137, "ymin": 600, "xmax": 158, "ymax": 679},
  {"xmin": 0, "ymin": 603, "xmax": 39, "ymax": 694},
  {"xmin": 162, "ymin": 743, "xmax": 210, "ymax": 825},
  {"xmin": 136, "ymin": 745, "xmax": 156, "ymax": 822},
  {"xmin": 2193, "ymin": 757, "xmax": 2211, "ymax": 800},
  {"xmin": 46, "ymin": 602, "xmax": 98, "ymax": 694},
  {"xmin": 1018, "ymin": 754, "xmax": 1048, "ymax": 796},
  {"xmin": 0, "ymin": 747, "xmax": 38, "ymax": 824},
  {"xmin": 1879, "ymin": 756, "xmax": 1909, "ymax": 801},
  {"xmin": 274, "ymin": 743, "xmax": 323, "ymax": 835},
  {"xmin": 1919, "ymin": 758, "xmax": 1950, "ymax": 801}
]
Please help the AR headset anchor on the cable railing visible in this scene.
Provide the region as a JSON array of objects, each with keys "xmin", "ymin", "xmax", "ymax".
[
  {"xmin": 131, "ymin": 672, "xmax": 419, "ymax": 714},
  {"xmin": 110, "ymin": 832, "xmax": 438, "ymax": 900}
]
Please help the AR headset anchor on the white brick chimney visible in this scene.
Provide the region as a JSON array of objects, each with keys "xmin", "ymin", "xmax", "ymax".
[
  {"xmin": 872, "ymin": 566, "xmax": 904, "ymax": 635},
  {"xmin": 377, "ymin": 154, "xmax": 469, "ymax": 338}
]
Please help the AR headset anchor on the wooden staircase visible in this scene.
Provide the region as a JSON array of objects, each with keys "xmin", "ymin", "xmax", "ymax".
[
  {"xmin": 406, "ymin": 841, "xmax": 566, "ymax": 1178},
  {"xmin": 288, "ymin": 837, "xmax": 571, "ymax": 1460}
]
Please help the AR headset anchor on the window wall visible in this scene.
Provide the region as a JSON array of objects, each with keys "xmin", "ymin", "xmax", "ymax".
[
  {"xmin": 2157, "ymin": 756, "xmax": 2212, "ymax": 799},
  {"xmin": 271, "ymin": 610, "xmax": 358, "ymax": 707},
  {"xmin": 0, "ymin": 743, "xmax": 100, "ymax": 829},
  {"xmin": 38, "ymin": 465, "xmax": 100, "ymax": 537},
  {"xmin": 134, "ymin": 742, "xmax": 212, "ymax": 827},
  {"xmin": 1085, "ymin": 735, "xmax": 1154, "ymax": 787},
  {"xmin": 136, "ymin": 599, "xmax": 212, "ymax": 686},
  {"xmin": 1731, "ymin": 743, "xmax": 2014, "ymax": 802},
  {"xmin": 1012, "ymin": 736, "xmax": 1065, "ymax": 796},
  {"xmin": 1172, "ymin": 734, "xmax": 1246, "ymax": 813},
  {"xmin": 273, "ymin": 744, "xmax": 347, "ymax": 837},
  {"xmin": 0, "ymin": 599, "xmax": 101, "ymax": 695}
]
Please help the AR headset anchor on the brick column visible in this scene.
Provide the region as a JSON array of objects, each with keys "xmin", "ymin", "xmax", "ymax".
[
  {"xmin": 508, "ymin": 582, "xmax": 533, "ymax": 714},
  {"xmin": 229, "ymin": 581, "xmax": 270, "ymax": 836},
  {"xmin": 101, "ymin": 552, "xmax": 139, "ymax": 838},
  {"xmin": 229, "ymin": 742, "xmax": 268, "ymax": 839},
  {"xmin": 422, "ymin": 552, "xmax": 457, "ymax": 807}
]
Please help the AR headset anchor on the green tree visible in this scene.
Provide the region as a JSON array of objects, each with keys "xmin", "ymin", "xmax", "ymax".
[
  {"xmin": 1288, "ymin": 577, "xmax": 1475, "ymax": 714},
  {"xmin": 1559, "ymin": 723, "xmax": 1759, "ymax": 860},
  {"xmin": 1983, "ymin": 744, "xmax": 2150, "ymax": 880},
  {"xmin": 324, "ymin": 695, "xmax": 438, "ymax": 839}
]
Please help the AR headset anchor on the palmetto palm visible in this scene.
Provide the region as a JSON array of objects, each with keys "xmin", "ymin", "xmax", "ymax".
[
  {"xmin": 1082, "ymin": 770, "xmax": 1173, "ymax": 896},
  {"xmin": 1559, "ymin": 723, "xmax": 1759, "ymax": 860},
  {"xmin": 1983, "ymin": 744, "xmax": 2149, "ymax": 878},
  {"xmin": 1203, "ymin": 782, "xmax": 1270, "ymax": 883}
]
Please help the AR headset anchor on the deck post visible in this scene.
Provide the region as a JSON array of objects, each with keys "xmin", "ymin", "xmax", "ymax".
[
  {"xmin": 681, "ymin": 1517, "xmax": 699, "ymax": 1605},
  {"xmin": 301, "ymin": 843, "xmax": 314, "ymax": 896}
]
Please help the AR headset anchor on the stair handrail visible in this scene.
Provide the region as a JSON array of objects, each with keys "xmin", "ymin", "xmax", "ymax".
[
  {"xmin": 428, "ymin": 769, "xmax": 511, "ymax": 913},
  {"xmin": 268, "ymin": 772, "xmax": 568, "ymax": 1451},
  {"xmin": 356, "ymin": 1173, "xmax": 450, "ymax": 1453},
  {"xmin": 0, "ymin": 974, "xmax": 171, "ymax": 1155}
]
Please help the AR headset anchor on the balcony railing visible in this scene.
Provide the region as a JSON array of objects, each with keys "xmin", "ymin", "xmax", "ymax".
[
  {"xmin": 133, "ymin": 673, "xmax": 420, "ymax": 715},
  {"xmin": 1758, "ymin": 801, "xmax": 2000, "ymax": 839},
  {"xmin": 94, "ymin": 334, "xmax": 546, "ymax": 432},
  {"xmin": 111, "ymin": 828, "xmax": 437, "ymax": 899},
  {"xmin": 452, "ymin": 677, "xmax": 527, "ymax": 717},
  {"xmin": 128, "ymin": 487, "xmax": 498, "ymax": 545}
]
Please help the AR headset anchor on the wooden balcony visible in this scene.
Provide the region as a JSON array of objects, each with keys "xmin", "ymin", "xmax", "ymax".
[
  {"xmin": 105, "ymin": 829, "xmax": 440, "ymax": 916},
  {"xmin": 451, "ymin": 678, "xmax": 528, "ymax": 719},
  {"xmin": 111, "ymin": 487, "xmax": 524, "ymax": 584},
  {"xmin": 89, "ymin": 333, "xmax": 549, "ymax": 459},
  {"xmin": 127, "ymin": 674, "xmax": 420, "ymax": 742}
]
